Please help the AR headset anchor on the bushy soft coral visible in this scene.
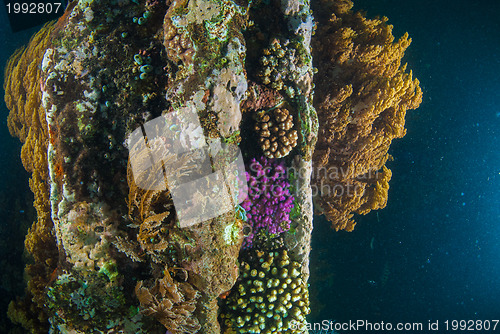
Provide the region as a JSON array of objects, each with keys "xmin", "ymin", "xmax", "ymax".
[{"xmin": 241, "ymin": 157, "xmax": 294, "ymax": 247}]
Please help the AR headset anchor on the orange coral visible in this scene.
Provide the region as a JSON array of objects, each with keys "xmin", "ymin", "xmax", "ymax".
[
  {"xmin": 4, "ymin": 22, "xmax": 58, "ymax": 333},
  {"xmin": 126, "ymin": 136, "xmax": 199, "ymax": 260},
  {"xmin": 127, "ymin": 155, "xmax": 173, "ymax": 263},
  {"xmin": 135, "ymin": 268, "xmax": 201, "ymax": 334},
  {"xmin": 312, "ymin": 0, "xmax": 422, "ymax": 231}
]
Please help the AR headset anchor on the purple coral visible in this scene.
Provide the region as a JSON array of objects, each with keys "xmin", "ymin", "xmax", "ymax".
[{"xmin": 241, "ymin": 157, "xmax": 294, "ymax": 248}]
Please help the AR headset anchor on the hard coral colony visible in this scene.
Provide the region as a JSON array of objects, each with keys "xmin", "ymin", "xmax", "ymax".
[
  {"xmin": 3, "ymin": 0, "xmax": 421, "ymax": 333},
  {"xmin": 241, "ymin": 157, "xmax": 295, "ymax": 249}
]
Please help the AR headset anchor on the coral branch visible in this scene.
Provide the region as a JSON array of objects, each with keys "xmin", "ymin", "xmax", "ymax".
[
  {"xmin": 4, "ymin": 22, "xmax": 58, "ymax": 333},
  {"xmin": 311, "ymin": 0, "xmax": 422, "ymax": 231}
]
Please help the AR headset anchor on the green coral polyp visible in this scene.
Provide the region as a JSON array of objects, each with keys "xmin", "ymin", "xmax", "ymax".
[
  {"xmin": 98, "ymin": 260, "xmax": 119, "ymax": 283},
  {"xmin": 222, "ymin": 249, "xmax": 310, "ymax": 333},
  {"xmin": 223, "ymin": 220, "xmax": 241, "ymax": 245}
]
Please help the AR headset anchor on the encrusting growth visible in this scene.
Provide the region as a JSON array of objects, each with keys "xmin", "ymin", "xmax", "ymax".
[
  {"xmin": 136, "ymin": 268, "xmax": 201, "ymax": 334},
  {"xmin": 2, "ymin": 0, "xmax": 422, "ymax": 332}
]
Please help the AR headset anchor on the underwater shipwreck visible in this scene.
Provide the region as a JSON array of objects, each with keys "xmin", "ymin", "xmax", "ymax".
[{"xmin": 4, "ymin": 0, "xmax": 422, "ymax": 332}]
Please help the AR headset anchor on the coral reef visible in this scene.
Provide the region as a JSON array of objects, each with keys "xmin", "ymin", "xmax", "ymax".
[
  {"xmin": 3, "ymin": 0, "xmax": 421, "ymax": 332},
  {"xmin": 136, "ymin": 269, "xmax": 201, "ymax": 333},
  {"xmin": 3, "ymin": 21, "xmax": 58, "ymax": 333},
  {"xmin": 257, "ymin": 38, "xmax": 309, "ymax": 99},
  {"xmin": 35, "ymin": 0, "xmax": 247, "ymax": 332},
  {"xmin": 221, "ymin": 249, "xmax": 310, "ymax": 333},
  {"xmin": 254, "ymin": 107, "xmax": 298, "ymax": 158},
  {"xmin": 241, "ymin": 157, "xmax": 294, "ymax": 248},
  {"xmin": 311, "ymin": 0, "xmax": 423, "ymax": 231},
  {"xmin": 126, "ymin": 133, "xmax": 195, "ymax": 263},
  {"xmin": 46, "ymin": 271, "xmax": 136, "ymax": 333}
]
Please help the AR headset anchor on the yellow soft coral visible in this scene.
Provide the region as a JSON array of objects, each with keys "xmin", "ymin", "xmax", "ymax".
[
  {"xmin": 312, "ymin": 0, "xmax": 422, "ymax": 231},
  {"xmin": 4, "ymin": 21, "xmax": 57, "ymax": 333}
]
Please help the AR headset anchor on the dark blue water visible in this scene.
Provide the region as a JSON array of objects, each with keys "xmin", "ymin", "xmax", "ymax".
[{"xmin": 310, "ymin": 0, "xmax": 500, "ymax": 331}]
